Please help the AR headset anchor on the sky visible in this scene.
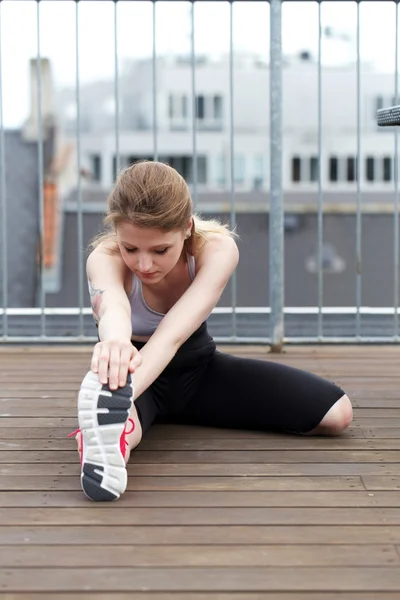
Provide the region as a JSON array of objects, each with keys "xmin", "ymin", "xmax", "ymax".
[{"xmin": 0, "ymin": 0, "xmax": 398, "ymax": 127}]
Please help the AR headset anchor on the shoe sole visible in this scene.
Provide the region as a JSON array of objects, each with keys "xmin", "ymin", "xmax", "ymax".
[{"xmin": 77, "ymin": 370, "xmax": 134, "ymax": 501}]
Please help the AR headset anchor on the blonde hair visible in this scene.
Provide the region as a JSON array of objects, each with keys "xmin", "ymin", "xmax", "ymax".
[{"xmin": 91, "ymin": 160, "xmax": 236, "ymax": 255}]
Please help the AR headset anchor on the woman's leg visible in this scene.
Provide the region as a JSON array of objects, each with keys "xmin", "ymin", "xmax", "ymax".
[{"xmin": 177, "ymin": 351, "xmax": 352, "ymax": 436}]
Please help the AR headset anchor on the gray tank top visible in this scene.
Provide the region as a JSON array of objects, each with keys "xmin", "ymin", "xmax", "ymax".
[{"xmin": 128, "ymin": 255, "xmax": 196, "ymax": 337}]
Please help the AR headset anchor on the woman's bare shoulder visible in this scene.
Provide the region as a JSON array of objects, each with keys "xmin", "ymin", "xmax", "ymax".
[
  {"xmin": 195, "ymin": 232, "xmax": 238, "ymax": 263},
  {"xmin": 90, "ymin": 237, "xmax": 121, "ymax": 257},
  {"xmin": 86, "ymin": 238, "xmax": 131, "ymax": 288}
]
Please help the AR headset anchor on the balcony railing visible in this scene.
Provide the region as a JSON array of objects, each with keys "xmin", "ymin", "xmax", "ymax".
[{"xmin": 0, "ymin": 0, "xmax": 399, "ymax": 347}]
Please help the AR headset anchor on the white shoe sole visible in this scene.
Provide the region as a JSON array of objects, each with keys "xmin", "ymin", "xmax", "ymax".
[{"xmin": 77, "ymin": 370, "xmax": 134, "ymax": 501}]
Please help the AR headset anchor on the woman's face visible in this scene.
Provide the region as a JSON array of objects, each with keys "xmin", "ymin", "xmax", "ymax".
[{"xmin": 116, "ymin": 221, "xmax": 189, "ymax": 284}]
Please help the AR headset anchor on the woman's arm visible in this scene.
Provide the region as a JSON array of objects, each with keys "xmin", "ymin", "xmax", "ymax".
[
  {"xmin": 86, "ymin": 242, "xmax": 142, "ymax": 387},
  {"xmin": 133, "ymin": 235, "xmax": 239, "ymax": 398}
]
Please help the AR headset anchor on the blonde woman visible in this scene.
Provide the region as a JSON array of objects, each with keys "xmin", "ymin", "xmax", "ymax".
[{"xmin": 71, "ymin": 161, "xmax": 352, "ymax": 501}]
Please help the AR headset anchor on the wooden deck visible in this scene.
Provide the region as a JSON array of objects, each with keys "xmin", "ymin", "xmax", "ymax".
[{"xmin": 1, "ymin": 344, "xmax": 400, "ymax": 599}]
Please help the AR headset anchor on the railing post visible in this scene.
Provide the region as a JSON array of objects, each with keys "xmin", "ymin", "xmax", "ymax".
[{"xmin": 269, "ymin": 0, "xmax": 284, "ymax": 352}]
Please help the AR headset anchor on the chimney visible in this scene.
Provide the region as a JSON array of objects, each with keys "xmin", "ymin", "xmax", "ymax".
[{"xmin": 22, "ymin": 57, "xmax": 55, "ymax": 142}]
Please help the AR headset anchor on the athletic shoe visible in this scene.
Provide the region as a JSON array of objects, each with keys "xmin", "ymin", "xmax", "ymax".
[{"xmin": 68, "ymin": 370, "xmax": 135, "ymax": 501}]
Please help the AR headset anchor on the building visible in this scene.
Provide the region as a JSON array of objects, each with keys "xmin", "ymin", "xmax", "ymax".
[
  {"xmin": 56, "ymin": 52, "xmax": 398, "ymax": 195},
  {"xmin": 3, "ymin": 52, "xmax": 400, "ymax": 340}
]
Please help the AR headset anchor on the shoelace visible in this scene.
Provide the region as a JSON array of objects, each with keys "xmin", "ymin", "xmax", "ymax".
[{"xmin": 120, "ymin": 418, "xmax": 135, "ymax": 454}]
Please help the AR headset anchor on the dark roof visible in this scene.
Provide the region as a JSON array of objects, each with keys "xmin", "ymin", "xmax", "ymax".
[
  {"xmin": 46, "ymin": 210, "xmax": 398, "ymax": 311},
  {"xmin": 0, "ymin": 130, "xmax": 40, "ymax": 308}
]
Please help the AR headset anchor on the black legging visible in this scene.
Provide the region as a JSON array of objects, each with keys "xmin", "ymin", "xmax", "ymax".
[{"xmin": 133, "ymin": 323, "xmax": 345, "ymax": 435}]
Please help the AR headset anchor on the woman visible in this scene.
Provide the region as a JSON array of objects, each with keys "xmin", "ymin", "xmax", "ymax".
[{"xmin": 71, "ymin": 161, "xmax": 352, "ymax": 502}]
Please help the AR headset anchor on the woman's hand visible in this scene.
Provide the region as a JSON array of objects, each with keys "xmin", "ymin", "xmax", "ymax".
[{"xmin": 91, "ymin": 340, "xmax": 142, "ymax": 390}]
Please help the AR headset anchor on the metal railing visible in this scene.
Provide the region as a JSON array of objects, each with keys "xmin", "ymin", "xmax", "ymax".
[{"xmin": 0, "ymin": 0, "xmax": 399, "ymax": 347}]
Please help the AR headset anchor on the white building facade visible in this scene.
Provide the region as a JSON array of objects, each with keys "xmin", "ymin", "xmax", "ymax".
[{"xmin": 58, "ymin": 53, "xmax": 399, "ymax": 195}]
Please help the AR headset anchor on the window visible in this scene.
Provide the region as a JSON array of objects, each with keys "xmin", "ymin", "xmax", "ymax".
[
  {"xmin": 292, "ymin": 156, "xmax": 301, "ymax": 182},
  {"xmin": 182, "ymin": 96, "xmax": 188, "ymax": 119},
  {"xmin": 112, "ymin": 155, "xmax": 154, "ymax": 181},
  {"xmin": 253, "ymin": 154, "xmax": 265, "ymax": 189},
  {"xmin": 197, "ymin": 156, "xmax": 207, "ymax": 184},
  {"xmin": 168, "ymin": 94, "xmax": 174, "ymax": 118},
  {"xmin": 161, "ymin": 155, "xmax": 207, "ymax": 184},
  {"xmin": 383, "ymin": 157, "xmax": 392, "ymax": 181},
  {"xmin": 216, "ymin": 155, "xmax": 226, "ymax": 186},
  {"xmin": 234, "ymin": 155, "xmax": 246, "ymax": 184},
  {"xmin": 375, "ymin": 96, "xmax": 384, "ymax": 112},
  {"xmin": 196, "ymin": 95, "xmax": 205, "ymax": 120},
  {"xmin": 310, "ymin": 157, "xmax": 319, "ymax": 182},
  {"xmin": 329, "ymin": 157, "xmax": 338, "ymax": 182},
  {"xmin": 347, "ymin": 157, "xmax": 357, "ymax": 182},
  {"xmin": 90, "ymin": 154, "xmax": 102, "ymax": 182},
  {"xmin": 366, "ymin": 157, "xmax": 375, "ymax": 182},
  {"xmin": 213, "ymin": 95, "xmax": 223, "ymax": 120},
  {"xmin": 168, "ymin": 94, "xmax": 188, "ymax": 121}
]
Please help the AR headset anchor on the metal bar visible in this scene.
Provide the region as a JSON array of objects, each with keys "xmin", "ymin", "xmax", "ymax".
[
  {"xmin": 46, "ymin": 1, "xmax": 390, "ymax": 3},
  {"xmin": 317, "ymin": 0, "xmax": 323, "ymax": 340},
  {"xmin": 4, "ymin": 305, "xmax": 400, "ymax": 316},
  {"xmin": 0, "ymin": 2, "xmax": 7, "ymax": 338},
  {"xmin": 229, "ymin": 0, "xmax": 237, "ymax": 339},
  {"xmin": 36, "ymin": 0, "xmax": 46, "ymax": 338},
  {"xmin": 152, "ymin": 0, "xmax": 158, "ymax": 161},
  {"xmin": 75, "ymin": 0, "xmax": 84, "ymax": 337},
  {"xmin": 355, "ymin": 0, "xmax": 362, "ymax": 339},
  {"xmin": 269, "ymin": 0, "xmax": 284, "ymax": 352},
  {"xmin": 394, "ymin": 1, "xmax": 399, "ymax": 338},
  {"xmin": 2, "ymin": 335, "xmax": 400, "ymax": 345},
  {"xmin": 190, "ymin": 1, "xmax": 198, "ymax": 208},
  {"xmin": 114, "ymin": 0, "xmax": 120, "ymax": 176}
]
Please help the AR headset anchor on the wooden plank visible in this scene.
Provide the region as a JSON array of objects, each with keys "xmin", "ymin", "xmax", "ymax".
[
  {"xmin": 1, "ymin": 449, "xmax": 400, "ymax": 464},
  {"xmin": 126, "ymin": 464, "xmax": 400, "ymax": 477},
  {"xmin": 2, "ymin": 436, "xmax": 400, "ymax": 451},
  {"xmin": 0, "ymin": 428, "xmax": 71, "ymax": 440},
  {"xmin": 0, "ymin": 490, "xmax": 397, "ymax": 508},
  {"xmin": 129, "ymin": 450, "xmax": 400, "ymax": 464},
  {"xmin": 0, "ymin": 544, "xmax": 397, "ymax": 567},
  {"xmin": 348, "ymin": 390, "xmax": 400, "ymax": 399},
  {"xmin": 353, "ymin": 419, "xmax": 400, "ymax": 427},
  {"xmin": 0, "ymin": 425, "xmax": 366, "ymax": 440},
  {"xmin": 3, "ymin": 506, "xmax": 400, "ymax": 526},
  {"xmin": 0, "ymin": 407, "xmax": 76, "ymax": 417},
  {"xmin": 2, "ymin": 525, "xmax": 400, "ymax": 545},
  {"xmin": 1, "ymin": 566, "xmax": 400, "ymax": 592},
  {"xmin": 137, "ymin": 438, "xmax": 400, "ymax": 451},
  {"xmin": 0, "ymin": 475, "xmax": 365, "ymax": 491},
  {"xmin": 3, "ymin": 379, "xmax": 399, "ymax": 391},
  {"xmin": 0, "ymin": 392, "xmax": 74, "ymax": 399},
  {"xmin": 143, "ymin": 426, "xmax": 365, "ymax": 440},
  {"xmin": 352, "ymin": 410, "xmax": 400, "ymax": 417},
  {"xmin": 1, "ymin": 406, "xmax": 398, "ymax": 418},
  {"xmin": 3, "ymin": 437, "xmax": 400, "ymax": 451},
  {"xmin": 363, "ymin": 429, "xmax": 400, "ymax": 438},
  {"xmin": 0, "ymin": 415, "xmax": 386, "ymax": 430},
  {"xmin": 363, "ymin": 477, "xmax": 400, "ymax": 491},
  {"xmin": 0, "ymin": 418, "xmax": 77, "ymax": 428},
  {"xmin": 351, "ymin": 400, "xmax": 400, "ymax": 408},
  {"xmin": 2, "ymin": 462, "xmax": 399, "ymax": 477},
  {"xmin": 0, "ymin": 384, "xmax": 81, "ymax": 391}
]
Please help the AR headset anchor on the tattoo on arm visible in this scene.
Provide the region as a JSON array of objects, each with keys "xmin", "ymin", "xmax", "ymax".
[{"xmin": 88, "ymin": 280, "xmax": 105, "ymax": 325}]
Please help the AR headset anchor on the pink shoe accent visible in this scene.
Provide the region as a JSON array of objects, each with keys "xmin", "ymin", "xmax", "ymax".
[{"xmin": 68, "ymin": 417, "xmax": 135, "ymax": 464}]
